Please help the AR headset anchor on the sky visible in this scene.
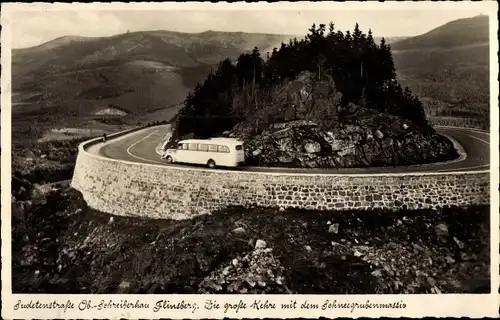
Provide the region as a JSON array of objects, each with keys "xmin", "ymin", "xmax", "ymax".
[{"xmin": 9, "ymin": 5, "xmax": 490, "ymax": 49}]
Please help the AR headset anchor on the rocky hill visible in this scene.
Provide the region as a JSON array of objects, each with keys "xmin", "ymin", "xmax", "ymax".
[
  {"xmin": 168, "ymin": 20, "xmax": 463, "ymax": 169},
  {"xmin": 233, "ymin": 118, "xmax": 456, "ymax": 168},
  {"xmin": 225, "ymin": 71, "xmax": 457, "ymax": 168}
]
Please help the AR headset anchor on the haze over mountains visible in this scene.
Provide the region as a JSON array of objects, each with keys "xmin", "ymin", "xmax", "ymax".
[{"xmin": 12, "ymin": 14, "xmax": 489, "ymax": 138}]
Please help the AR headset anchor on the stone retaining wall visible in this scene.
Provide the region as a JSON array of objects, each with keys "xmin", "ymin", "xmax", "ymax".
[{"xmin": 71, "ymin": 136, "xmax": 490, "ymax": 220}]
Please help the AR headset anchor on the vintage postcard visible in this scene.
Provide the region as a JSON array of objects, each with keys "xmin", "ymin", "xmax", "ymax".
[{"xmin": 1, "ymin": 1, "xmax": 499, "ymax": 319}]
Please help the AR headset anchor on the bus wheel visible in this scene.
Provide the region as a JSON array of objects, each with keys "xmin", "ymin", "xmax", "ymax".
[
  {"xmin": 207, "ymin": 159, "xmax": 216, "ymax": 169},
  {"xmin": 165, "ymin": 156, "xmax": 173, "ymax": 163}
]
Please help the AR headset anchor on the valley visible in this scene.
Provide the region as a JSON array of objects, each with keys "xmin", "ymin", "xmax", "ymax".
[
  {"xmin": 392, "ymin": 15, "xmax": 489, "ymax": 129},
  {"xmin": 11, "ymin": 30, "xmax": 294, "ymax": 125}
]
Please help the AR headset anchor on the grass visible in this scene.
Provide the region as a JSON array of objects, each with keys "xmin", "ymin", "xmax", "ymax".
[{"xmin": 12, "ymin": 187, "xmax": 490, "ymax": 294}]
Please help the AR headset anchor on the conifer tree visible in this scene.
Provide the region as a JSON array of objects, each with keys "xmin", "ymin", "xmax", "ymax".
[{"xmin": 174, "ymin": 21, "xmax": 429, "ymax": 138}]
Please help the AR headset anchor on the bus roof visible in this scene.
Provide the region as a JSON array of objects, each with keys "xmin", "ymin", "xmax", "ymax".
[{"xmin": 178, "ymin": 138, "xmax": 243, "ymax": 146}]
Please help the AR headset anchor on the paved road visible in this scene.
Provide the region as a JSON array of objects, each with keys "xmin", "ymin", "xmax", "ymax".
[{"xmin": 95, "ymin": 124, "xmax": 490, "ymax": 174}]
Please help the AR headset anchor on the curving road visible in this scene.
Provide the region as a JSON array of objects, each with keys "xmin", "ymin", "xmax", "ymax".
[{"xmin": 93, "ymin": 124, "xmax": 490, "ymax": 174}]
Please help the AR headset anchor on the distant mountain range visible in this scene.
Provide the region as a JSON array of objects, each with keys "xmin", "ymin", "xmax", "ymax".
[
  {"xmin": 13, "ymin": 30, "xmax": 297, "ymax": 74},
  {"xmin": 12, "ymin": 30, "xmax": 294, "ymax": 129},
  {"xmin": 375, "ymin": 36, "xmax": 410, "ymax": 45},
  {"xmin": 391, "ymin": 15, "xmax": 488, "ymax": 51},
  {"xmin": 391, "ymin": 15, "xmax": 489, "ymax": 122},
  {"xmin": 12, "ymin": 14, "xmax": 489, "ymax": 133}
]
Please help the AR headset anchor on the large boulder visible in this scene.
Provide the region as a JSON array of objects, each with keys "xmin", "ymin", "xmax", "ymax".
[
  {"xmin": 274, "ymin": 71, "xmax": 342, "ymax": 123},
  {"xmin": 226, "ymin": 71, "xmax": 342, "ymax": 142},
  {"xmin": 304, "ymin": 142, "xmax": 321, "ymax": 153}
]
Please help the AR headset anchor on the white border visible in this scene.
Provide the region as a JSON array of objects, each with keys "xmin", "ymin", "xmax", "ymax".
[
  {"xmin": 2, "ymin": 2, "xmax": 499, "ymax": 319},
  {"xmin": 2, "ymin": 1, "xmax": 496, "ymax": 12}
]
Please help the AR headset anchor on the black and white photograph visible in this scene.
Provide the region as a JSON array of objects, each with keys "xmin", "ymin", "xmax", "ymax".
[{"xmin": 1, "ymin": 1, "xmax": 498, "ymax": 318}]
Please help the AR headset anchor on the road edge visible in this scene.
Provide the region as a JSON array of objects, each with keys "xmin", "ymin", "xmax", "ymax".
[{"xmin": 146, "ymin": 126, "xmax": 471, "ymax": 173}]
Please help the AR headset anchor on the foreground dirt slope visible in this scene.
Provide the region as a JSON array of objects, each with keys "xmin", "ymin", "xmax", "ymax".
[{"xmin": 12, "ymin": 188, "xmax": 489, "ymax": 294}]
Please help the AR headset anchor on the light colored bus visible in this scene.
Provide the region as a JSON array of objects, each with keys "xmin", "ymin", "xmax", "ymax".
[{"xmin": 161, "ymin": 138, "xmax": 245, "ymax": 168}]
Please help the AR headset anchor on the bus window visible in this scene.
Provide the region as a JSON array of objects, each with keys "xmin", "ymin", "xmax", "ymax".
[
  {"xmin": 198, "ymin": 144, "xmax": 208, "ymax": 152},
  {"xmin": 235, "ymin": 145, "xmax": 243, "ymax": 151},
  {"xmin": 177, "ymin": 143, "xmax": 184, "ymax": 150},
  {"xmin": 208, "ymin": 144, "xmax": 218, "ymax": 152},
  {"xmin": 218, "ymin": 145, "xmax": 230, "ymax": 153},
  {"xmin": 188, "ymin": 143, "xmax": 198, "ymax": 151}
]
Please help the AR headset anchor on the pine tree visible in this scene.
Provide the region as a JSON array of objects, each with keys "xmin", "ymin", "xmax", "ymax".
[
  {"xmin": 367, "ymin": 29, "xmax": 374, "ymax": 45},
  {"xmin": 353, "ymin": 23, "xmax": 363, "ymax": 44},
  {"xmin": 328, "ymin": 21, "xmax": 335, "ymax": 36},
  {"xmin": 174, "ymin": 20, "xmax": 429, "ymax": 138}
]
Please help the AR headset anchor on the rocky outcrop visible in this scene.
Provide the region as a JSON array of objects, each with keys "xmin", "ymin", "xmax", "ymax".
[
  {"xmin": 273, "ymin": 70, "xmax": 342, "ymax": 123},
  {"xmin": 230, "ymin": 110, "xmax": 458, "ymax": 168},
  {"xmin": 224, "ymin": 70, "xmax": 458, "ymax": 168}
]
